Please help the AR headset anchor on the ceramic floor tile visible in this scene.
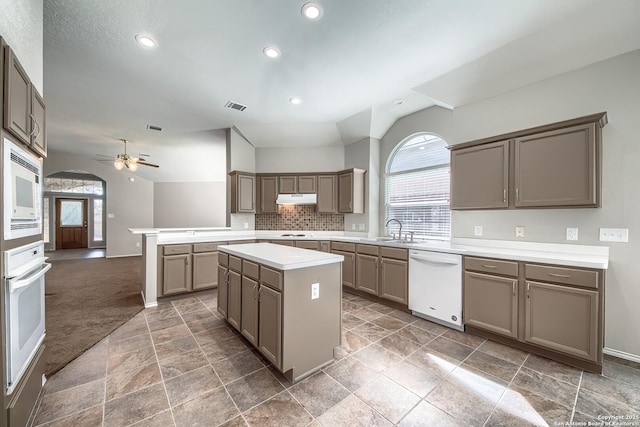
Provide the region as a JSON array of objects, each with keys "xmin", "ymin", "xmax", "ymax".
[
  {"xmin": 35, "ymin": 404, "xmax": 104, "ymax": 427},
  {"xmin": 602, "ymin": 360, "xmax": 640, "ymax": 388},
  {"xmin": 45, "ymin": 340, "xmax": 108, "ymax": 394},
  {"xmin": 219, "ymin": 416, "xmax": 248, "ymax": 427},
  {"xmin": 477, "ymin": 339, "xmax": 529, "ymax": 366},
  {"xmin": 351, "ymin": 307, "xmax": 384, "ymax": 322},
  {"xmin": 351, "ymin": 322, "xmax": 392, "ymax": 342},
  {"xmin": 342, "ymin": 312, "xmax": 366, "ymax": 330},
  {"xmin": 150, "ymin": 324, "xmax": 191, "ymax": 345},
  {"xmin": 486, "ymin": 385, "xmax": 573, "ymax": 427},
  {"xmin": 180, "ymin": 309, "xmax": 216, "ymax": 323},
  {"xmin": 339, "ymin": 330, "xmax": 372, "ymax": 354},
  {"xmin": 398, "ymin": 400, "xmax": 466, "ymax": 427},
  {"xmin": 289, "ymin": 371, "xmax": 350, "ymax": 417},
  {"xmin": 352, "ymin": 343, "xmax": 403, "ymax": 372},
  {"xmin": 243, "ymin": 391, "xmax": 313, "ymax": 427},
  {"xmin": 396, "ymin": 324, "xmax": 437, "ymax": 345},
  {"xmin": 170, "ymin": 296, "xmax": 202, "ymax": 307},
  {"xmin": 200, "ymin": 335, "xmax": 249, "ymax": 363},
  {"xmin": 377, "ymin": 333, "xmax": 422, "ymax": 357},
  {"xmin": 226, "ymin": 367, "xmax": 285, "ymax": 412},
  {"xmin": 580, "ymin": 370, "xmax": 640, "ymax": 409},
  {"xmin": 384, "ymin": 360, "xmax": 444, "ymax": 398},
  {"xmin": 411, "ymin": 318, "xmax": 449, "ymax": 335},
  {"xmin": 107, "ymin": 345, "xmax": 156, "ymax": 376},
  {"xmin": 185, "ymin": 317, "xmax": 228, "ymax": 334},
  {"xmin": 144, "ymin": 306, "xmax": 179, "ymax": 323},
  {"xmin": 355, "ymin": 375, "xmax": 420, "ymax": 424},
  {"xmin": 192, "ymin": 325, "xmax": 238, "ymax": 346},
  {"xmin": 172, "ymin": 387, "xmax": 239, "ymax": 427},
  {"xmin": 317, "ymin": 394, "xmax": 393, "ymax": 427},
  {"xmin": 324, "ymin": 356, "xmax": 380, "ymax": 392},
  {"xmin": 147, "ymin": 315, "xmax": 185, "ymax": 332},
  {"xmin": 406, "ymin": 347, "xmax": 459, "ymax": 378},
  {"xmin": 109, "ymin": 318, "xmax": 149, "ymax": 341},
  {"xmin": 158, "ymin": 348, "xmax": 209, "ymax": 380},
  {"xmin": 462, "ymin": 349, "xmax": 520, "ymax": 383},
  {"xmin": 211, "ymin": 349, "xmax": 265, "ymax": 384},
  {"xmin": 108, "ymin": 333, "xmax": 153, "ymax": 356},
  {"xmin": 128, "ymin": 410, "xmax": 176, "ymax": 427},
  {"xmin": 424, "ymin": 336, "xmax": 475, "ymax": 362},
  {"xmin": 574, "ymin": 385, "xmax": 640, "ymax": 419},
  {"xmin": 104, "ymin": 383, "xmax": 169, "ymax": 426},
  {"xmin": 523, "ymin": 354, "xmax": 582, "ymax": 385},
  {"xmin": 370, "ymin": 315, "xmax": 409, "ymax": 331},
  {"xmin": 34, "ymin": 379, "xmax": 105, "ymax": 426},
  {"xmin": 388, "ymin": 310, "xmax": 417, "ymax": 323},
  {"xmin": 342, "ymin": 300, "xmax": 361, "ymax": 312},
  {"xmin": 441, "ymin": 329, "xmax": 486, "ymax": 348},
  {"xmin": 511, "ymin": 367, "xmax": 578, "ymax": 409},
  {"xmin": 367, "ymin": 302, "xmax": 396, "ymax": 314},
  {"xmin": 164, "ymin": 365, "xmax": 222, "ymax": 407},
  {"xmin": 154, "ymin": 335, "xmax": 200, "ymax": 361},
  {"xmin": 106, "ymin": 360, "xmax": 162, "ymax": 400}
]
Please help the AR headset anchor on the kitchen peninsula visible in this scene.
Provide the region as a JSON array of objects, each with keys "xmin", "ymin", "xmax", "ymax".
[{"xmin": 218, "ymin": 243, "xmax": 343, "ymax": 382}]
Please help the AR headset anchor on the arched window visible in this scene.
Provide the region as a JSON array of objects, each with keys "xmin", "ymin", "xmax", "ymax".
[{"xmin": 384, "ymin": 133, "xmax": 450, "ymax": 239}]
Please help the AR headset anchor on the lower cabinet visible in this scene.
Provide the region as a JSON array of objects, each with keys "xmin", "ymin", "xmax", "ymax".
[
  {"xmin": 354, "ymin": 244, "xmax": 409, "ymax": 305},
  {"xmin": 193, "ymin": 251, "xmax": 218, "ymax": 290},
  {"xmin": 464, "ymin": 271, "xmax": 518, "ymax": 338},
  {"xmin": 525, "ymin": 281, "xmax": 599, "ymax": 362},
  {"xmin": 158, "ymin": 242, "xmax": 224, "ymax": 297},
  {"xmin": 333, "ymin": 250, "xmax": 355, "ymax": 289},
  {"xmin": 241, "ymin": 276, "xmax": 259, "ymax": 346},
  {"xmin": 356, "ymin": 253, "xmax": 379, "ymax": 295},
  {"xmin": 379, "ymin": 257, "xmax": 408, "ymax": 304},
  {"xmin": 227, "ymin": 270, "xmax": 242, "ymax": 330},
  {"xmin": 258, "ymin": 284, "xmax": 282, "ymax": 367},
  {"xmin": 217, "ymin": 265, "xmax": 228, "ymax": 318},
  {"xmin": 163, "ymin": 253, "xmax": 191, "ymax": 295}
]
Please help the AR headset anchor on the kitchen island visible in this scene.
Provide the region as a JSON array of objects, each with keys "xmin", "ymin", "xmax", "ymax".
[{"xmin": 217, "ymin": 243, "xmax": 343, "ymax": 382}]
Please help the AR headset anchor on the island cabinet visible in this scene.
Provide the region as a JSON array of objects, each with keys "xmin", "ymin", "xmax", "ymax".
[
  {"xmin": 158, "ymin": 242, "xmax": 224, "ymax": 297},
  {"xmin": 463, "ymin": 256, "xmax": 604, "ymax": 373},
  {"xmin": 217, "ymin": 243, "xmax": 342, "ymax": 382},
  {"xmin": 450, "ymin": 112, "xmax": 606, "ymax": 210},
  {"xmin": 331, "ymin": 242, "xmax": 356, "ymax": 289},
  {"xmin": 229, "ymin": 171, "xmax": 256, "ymax": 213}
]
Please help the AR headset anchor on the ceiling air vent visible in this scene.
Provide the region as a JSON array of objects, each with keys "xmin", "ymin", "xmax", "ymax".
[
  {"xmin": 146, "ymin": 124, "xmax": 162, "ymax": 131},
  {"xmin": 225, "ymin": 101, "xmax": 247, "ymax": 112}
]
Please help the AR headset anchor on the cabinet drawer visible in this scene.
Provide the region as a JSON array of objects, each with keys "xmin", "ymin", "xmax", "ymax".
[
  {"xmin": 525, "ymin": 264, "xmax": 599, "ymax": 289},
  {"xmin": 243, "ymin": 260, "xmax": 260, "ymax": 280},
  {"xmin": 228, "ymin": 239, "xmax": 256, "ymax": 244},
  {"xmin": 218, "ymin": 252, "xmax": 228, "ymax": 267},
  {"xmin": 229, "ymin": 255, "xmax": 242, "ymax": 273},
  {"xmin": 465, "ymin": 257, "xmax": 518, "ymax": 277},
  {"xmin": 331, "ymin": 241, "xmax": 355, "ymax": 252},
  {"xmin": 193, "ymin": 242, "xmax": 225, "ymax": 253},
  {"xmin": 163, "ymin": 244, "xmax": 191, "ymax": 255},
  {"xmin": 357, "ymin": 244, "xmax": 379, "ymax": 256},
  {"xmin": 295, "ymin": 240, "xmax": 319, "ymax": 250},
  {"xmin": 260, "ymin": 266, "xmax": 283, "ymax": 291},
  {"xmin": 380, "ymin": 247, "xmax": 408, "ymax": 261}
]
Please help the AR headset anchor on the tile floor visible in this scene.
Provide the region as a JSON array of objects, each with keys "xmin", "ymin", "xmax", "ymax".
[{"xmin": 31, "ymin": 290, "xmax": 640, "ymax": 427}]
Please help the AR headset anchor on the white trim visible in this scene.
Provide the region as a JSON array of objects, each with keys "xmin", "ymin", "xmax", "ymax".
[
  {"xmin": 106, "ymin": 253, "xmax": 141, "ymax": 258},
  {"xmin": 604, "ymin": 347, "xmax": 640, "ymax": 364},
  {"xmin": 141, "ymin": 291, "xmax": 157, "ymax": 308}
]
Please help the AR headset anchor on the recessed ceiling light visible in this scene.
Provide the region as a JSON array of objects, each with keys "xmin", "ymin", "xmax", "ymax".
[
  {"xmin": 135, "ymin": 34, "xmax": 157, "ymax": 48},
  {"xmin": 301, "ymin": 2, "xmax": 323, "ymax": 20},
  {"xmin": 393, "ymin": 99, "xmax": 404, "ymax": 105},
  {"xmin": 263, "ymin": 46, "xmax": 280, "ymax": 58},
  {"xmin": 289, "ymin": 97, "xmax": 302, "ymax": 105}
]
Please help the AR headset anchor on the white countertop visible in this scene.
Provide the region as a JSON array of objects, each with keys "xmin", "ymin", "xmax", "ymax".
[
  {"xmin": 219, "ymin": 243, "xmax": 344, "ymax": 271},
  {"xmin": 130, "ymin": 229, "xmax": 609, "ymax": 269}
]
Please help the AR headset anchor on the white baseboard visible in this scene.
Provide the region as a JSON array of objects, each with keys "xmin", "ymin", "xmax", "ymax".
[
  {"xmin": 141, "ymin": 291, "xmax": 157, "ymax": 308},
  {"xmin": 603, "ymin": 347, "xmax": 640, "ymax": 364},
  {"xmin": 106, "ymin": 253, "xmax": 142, "ymax": 258}
]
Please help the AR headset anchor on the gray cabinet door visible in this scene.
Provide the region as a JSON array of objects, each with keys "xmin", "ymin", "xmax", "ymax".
[
  {"xmin": 514, "ymin": 123, "xmax": 598, "ymax": 207},
  {"xmin": 193, "ymin": 252, "xmax": 218, "ymax": 290},
  {"xmin": 450, "ymin": 140, "xmax": 509, "ymax": 209},
  {"xmin": 4, "ymin": 46, "xmax": 31, "ymax": 145},
  {"xmin": 317, "ymin": 175, "xmax": 338, "ymax": 213},
  {"xmin": 258, "ymin": 176, "xmax": 278, "ymax": 213},
  {"xmin": 258, "ymin": 285, "xmax": 282, "ymax": 368},
  {"xmin": 298, "ymin": 175, "xmax": 317, "ymax": 193},
  {"xmin": 241, "ymin": 276, "xmax": 259, "ymax": 346},
  {"xmin": 278, "ymin": 176, "xmax": 297, "ymax": 193},
  {"xmin": 227, "ymin": 270, "xmax": 242, "ymax": 331},
  {"xmin": 31, "ymin": 88, "xmax": 46, "ymax": 157},
  {"xmin": 217, "ymin": 266, "xmax": 228, "ymax": 319},
  {"xmin": 238, "ymin": 174, "xmax": 255, "ymax": 212},
  {"xmin": 464, "ymin": 272, "xmax": 518, "ymax": 338},
  {"xmin": 338, "ymin": 172, "xmax": 354, "ymax": 213},
  {"xmin": 356, "ymin": 253, "xmax": 378, "ymax": 295},
  {"xmin": 332, "ymin": 250, "xmax": 355, "ymax": 289},
  {"xmin": 525, "ymin": 281, "xmax": 598, "ymax": 362},
  {"xmin": 163, "ymin": 254, "xmax": 192, "ymax": 295},
  {"xmin": 380, "ymin": 258, "xmax": 408, "ymax": 304}
]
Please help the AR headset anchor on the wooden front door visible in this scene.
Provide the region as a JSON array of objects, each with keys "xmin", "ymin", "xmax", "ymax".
[{"xmin": 55, "ymin": 198, "xmax": 89, "ymax": 249}]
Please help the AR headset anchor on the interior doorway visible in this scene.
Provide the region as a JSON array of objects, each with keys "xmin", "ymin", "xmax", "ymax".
[{"xmin": 55, "ymin": 198, "xmax": 89, "ymax": 249}]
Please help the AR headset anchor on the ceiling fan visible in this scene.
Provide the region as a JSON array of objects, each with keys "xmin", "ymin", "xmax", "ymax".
[{"xmin": 99, "ymin": 139, "xmax": 159, "ymax": 171}]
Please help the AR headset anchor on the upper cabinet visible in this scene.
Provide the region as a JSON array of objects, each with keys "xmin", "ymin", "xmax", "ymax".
[
  {"xmin": 338, "ymin": 168, "xmax": 366, "ymax": 214},
  {"xmin": 278, "ymin": 176, "xmax": 297, "ymax": 194},
  {"xmin": 229, "ymin": 171, "xmax": 255, "ymax": 213},
  {"xmin": 297, "ymin": 175, "xmax": 317, "ymax": 193},
  {"xmin": 450, "ymin": 113, "xmax": 606, "ymax": 210},
  {"xmin": 257, "ymin": 176, "xmax": 278, "ymax": 214},
  {"xmin": 3, "ymin": 44, "xmax": 47, "ymax": 157},
  {"xmin": 317, "ymin": 175, "xmax": 338, "ymax": 213},
  {"xmin": 278, "ymin": 175, "xmax": 317, "ymax": 194}
]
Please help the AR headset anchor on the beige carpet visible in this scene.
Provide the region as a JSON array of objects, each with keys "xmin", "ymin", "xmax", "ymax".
[{"xmin": 44, "ymin": 256, "xmax": 144, "ymax": 376}]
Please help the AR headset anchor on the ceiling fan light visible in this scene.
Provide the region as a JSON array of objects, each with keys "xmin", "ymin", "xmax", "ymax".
[
  {"xmin": 127, "ymin": 160, "xmax": 138, "ymax": 172},
  {"xmin": 114, "ymin": 158, "xmax": 125, "ymax": 170}
]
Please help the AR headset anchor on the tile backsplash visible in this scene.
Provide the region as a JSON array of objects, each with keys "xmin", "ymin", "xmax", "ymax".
[{"xmin": 255, "ymin": 205, "xmax": 344, "ymax": 231}]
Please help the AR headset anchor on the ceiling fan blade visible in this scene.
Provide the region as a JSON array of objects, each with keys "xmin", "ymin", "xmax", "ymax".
[
  {"xmin": 137, "ymin": 160, "xmax": 160, "ymax": 168},
  {"xmin": 95, "ymin": 153, "xmax": 114, "ymax": 159}
]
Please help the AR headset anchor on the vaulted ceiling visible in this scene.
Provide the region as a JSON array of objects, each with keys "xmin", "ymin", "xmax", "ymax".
[{"xmin": 43, "ymin": 0, "xmax": 640, "ymax": 181}]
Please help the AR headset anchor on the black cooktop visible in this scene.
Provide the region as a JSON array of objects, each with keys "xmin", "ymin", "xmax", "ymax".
[{"xmin": 281, "ymin": 234, "xmax": 306, "ymax": 237}]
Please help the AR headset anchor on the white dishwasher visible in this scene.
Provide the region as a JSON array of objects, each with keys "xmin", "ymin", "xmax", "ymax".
[{"xmin": 408, "ymin": 250, "xmax": 463, "ymax": 331}]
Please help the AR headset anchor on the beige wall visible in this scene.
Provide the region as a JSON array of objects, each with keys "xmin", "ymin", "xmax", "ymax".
[
  {"xmin": 380, "ymin": 49, "xmax": 640, "ymax": 359},
  {"xmin": 255, "ymin": 146, "xmax": 345, "ymax": 173},
  {"xmin": 227, "ymin": 128, "xmax": 256, "ymax": 230},
  {"xmin": 345, "ymin": 137, "xmax": 379, "ymax": 236},
  {"xmin": 154, "ymin": 182, "xmax": 226, "ymax": 228},
  {"xmin": 44, "ymin": 151, "xmax": 154, "ymax": 257},
  {"xmin": 0, "ymin": 0, "xmax": 44, "ymax": 93}
]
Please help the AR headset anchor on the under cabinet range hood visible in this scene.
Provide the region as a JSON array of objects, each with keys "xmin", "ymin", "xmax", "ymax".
[{"xmin": 276, "ymin": 193, "xmax": 317, "ymax": 205}]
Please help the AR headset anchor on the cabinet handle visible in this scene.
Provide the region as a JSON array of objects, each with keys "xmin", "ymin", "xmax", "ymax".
[
  {"xmin": 548, "ymin": 273, "xmax": 571, "ymax": 278},
  {"xmin": 481, "ymin": 264, "xmax": 498, "ymax": 269},
  {"xmin": 225, "ymin": 271, "xmax": 229, "ymax": 284},
  {"xmin": 257, "ymin": 287, "xmax": 262, "ymax": 302},
  {"xmin": 28, "ymin": 114, "xmax": 37, "ymax": 137},
  {"xmin": 253, "ymin": 284, "xmax": 258, "ymax": 300},
  {"xmin": 516, "ymin": 188, "xmax": 519, "ymax": 201},
  {"xmin": 503, "ymin": 189, "xmax": 507, "ymax": 203},
  {"xmin": 526, "ymin": 282, "xmax": 530, "ymax": 298},
  {"xmin": 185, "ymin": 257, "xmax": 189, "ymax": 266},
  {"xmin": 512, "ymin": 280, "xmax": 516, "ymax": 296},
  {"xmin": 34, "ymin": 119, "xmax": 41, "ymax": 140}
]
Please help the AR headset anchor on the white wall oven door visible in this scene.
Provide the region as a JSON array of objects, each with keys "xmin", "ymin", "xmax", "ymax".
[{"xmin": 5, "ymin": 254, "xmax": 50, "ymax": 394}]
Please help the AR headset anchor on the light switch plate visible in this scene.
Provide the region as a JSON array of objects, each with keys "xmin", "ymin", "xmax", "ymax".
[
  {"xmin": 474, "ymin": 226, "xmax": 483, "ymax": 236},
  {"xmin": 311, "ymin": 283, "xmax": 319, "ymax": 300},
  {"xmin": 351, "ymin": 224, "xmax": 356, "ymax": 230},
  {"xmin": 358, "ymin": 224, "xmax": 365, "ymax": 231},
  {"xmin": 107, "ymin": 213, "xmax": 115, "ymax": 219},
  {"xmin": 515, "ymin": 226, "xmax": 525, "ymax": 238},
  {"xmin": 599, "ymin": 228, "xmax": 629, "ymax": 242},
  {"xmin": 566, "ymin": 228, "xmax": 578, "ymax": 241}
]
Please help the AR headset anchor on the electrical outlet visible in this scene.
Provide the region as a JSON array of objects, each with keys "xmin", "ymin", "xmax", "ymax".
[
  {"xmin": 244, "ymin": 222, "xmax": 249, "ymax": 229},
  {"xmin": 474, "ymin": 226, "xmax": 483, "ymax": 236},
  {"xmin": 566, "ymin": 228, "xmax": 578, "ymax": 241},
  {"xmin": 311, "ymin": 283, "xmax": 319, "ymax": 300},
  {"xmin": 351, "ymin": 223, "xmax": 356, "ymax": 230},
  {"xmin": 599, "ymin": 228, "xmax": 629, "ymax": 242},
  {"xmin": 136, "ymin": 242, "xmax": 141, "ymax": 247},
  {"xmin": 515, "ymin": 226, "xmax": 525, "ymax": 238},
  {"xmin": 358, "ymin": 223, "xmax": 365, "ymax": 231}
]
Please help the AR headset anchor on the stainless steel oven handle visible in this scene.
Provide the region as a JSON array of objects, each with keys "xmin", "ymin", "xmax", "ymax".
[{"xmin": 9, "ymin": 263, "xmax": 51, "ymax": 293}]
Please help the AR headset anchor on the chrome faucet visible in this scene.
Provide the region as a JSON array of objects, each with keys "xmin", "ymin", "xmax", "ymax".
[{"xmin": 385, "ymin": 219, "xmax": 403, "ymax": 240}]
